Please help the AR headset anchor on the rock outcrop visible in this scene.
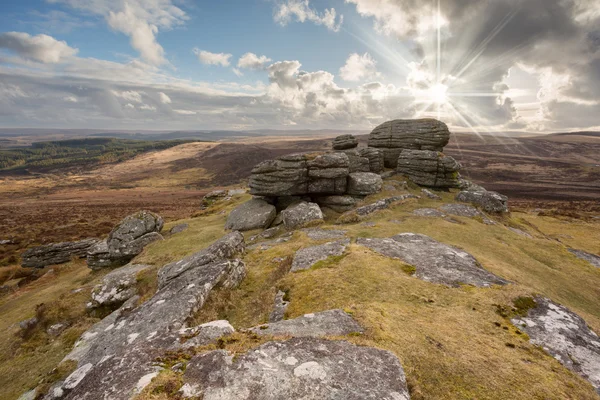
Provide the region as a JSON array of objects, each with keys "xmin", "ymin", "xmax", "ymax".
[
  {"xmin": 347, "ymin": 172, "xmax": 383, "ymax": 196},
  {"xmin": 353, "ymin": 194, "xmax": 419, "ymax": 217},
  {"xmin": 456, "ymin": 188, "xmax": 509, "ymax": 213},
  {"xmin": 21, "ymin": 238, "xmax": 99, "ymax": 268},
  {"xmin": 332, "ymin": 134, "xmax": 358, "ymax": 150},
  {"xmin": 281, "ymin": 201, "xmax": 324, "ymax": 230},
  {"xmin": 357, "ymin": 233, "xmax": 507, "ymax": 287},
  {"xmin": 314, "ymin": 195, "xmax": 357, "ymax": 213},
  {"xmin": 225, "ymin": 198, "xmax": 276, "ymax": 231},
  {"xmin": 358, "ymin": 147, "xmax": 385, "ymax": 173},
  {"xmin": 181, "ymin": 337, "xmax": 410, "ymax": 400},
  {"xmin": 88, "ymin": 264, "xmax": 151, "ymax": 310},
  {"xmin": 396, "ymin": 150, "xmax": 461, "ymax": 188},
  {"xmin": 511, "ymin": 297, "xmax": 600, "ymax": 394},
  {"xmin": 368, "ymin": 118, "xmax": 451, "ymax": 168},
  {"xmin": 250, "ymin": 309, "xmax": 363, "ymax": 337},
  {"xmin": 291, "ymin": 239, "xmax": 350, "ymax": 272},
  {"xmin": 568, "ymin": 249, "xmax": 600, "ymax": 268}
]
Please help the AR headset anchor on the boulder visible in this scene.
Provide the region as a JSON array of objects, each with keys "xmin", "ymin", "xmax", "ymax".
[
  {"xmin": 341, "ymin": 149, "xmax": 370, "ymax": 173},
  {"xmin": 332, "ymin": 134, "xmax": 358, "ymax": 150},
  {"xmin": 358, "ymin": 147, "xmax": 385, "ymax": 173},
  {"xmin": 353, "ymin": 194, "xmax": 419, "ymax": 217},
  {"xmin": 307, "ymin": 153, "xmax": 350, "ymax": 194},
  {"xmin": 251, "ymin": 309, "xmax": 363, "ymax": 337},
  {"xmin": 568, "ymin": 249, "xmax": 600, "ymax": 268},
  {"xmin": 396, "ymin": 150, "xmax": 461, "ymax": 188},
  {"xmin": 181, "ymin": 337, "xmax": 410, "ymax": 400},
  {"xmin": 456, "ymin": 189, "xmax": 509, "ymax": 213},
  {"xmin": 314, "ymin": 195, "xmax": 357, "ymax": 213},
  {"xmin": 281, "ymin": 202, "xmax": 324, "ymax": 230},
  {"xmin": 21, "ymin": 238, "xmax": 99, "ymax": 268},
  {"xmin": 291, "ymin": 239, "xmax": 350, "ymax": 272},
  {"xmin": 368, "ymin": 118, "xmax": 451, "ymax": 168},
  {"xmin": 249, "ymin": 154, "xmax": 309, "ymax": 197},
  {"xmin": 225, "ymin": 199, "xmax": 277, "ymax": 231},
  {"xmin": 86, "ymin": 240, "xmax": 122, "ymax": 270},
  {"xmin": 88, "ymin": 264, "xmax": 151, "ymax": 309},
  {"xmin": 269, "ymin": 290, "xmax": 289, "ymax": 323},
  {"xmin": 357, "ymin": 233, "xmax": 507, "ymax": 287},
  {"xmin": 170, "ymin": 223, "xmax": 189, "ymax": 234},
  {"xmin": 201, "ymin": 190, "xmax": 227, "ymax": 207},
  {"xmin": 347, "ymin": 172, "xmax": 383, "ymax": 196},
  {"xmin": 511, "ymin": 297, "xmax": 600, "ymax": 394},
  {"xmin": 302, "ymin": 228, "xmax": 347, "ymax": 241}
]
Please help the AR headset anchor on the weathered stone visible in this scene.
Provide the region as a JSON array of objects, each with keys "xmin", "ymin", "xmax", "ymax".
[
  {"xmin": 508, "ymin": 227, "xmax": 532, "ymax": 238},
  {"xmin": 227, "ymin": 189, "xmax": 246, "ymax": 196},
  {"xmin": 182, "ymin": 337, "xmax": 410, "ymax": 400},
  {"xmin": 269, "ymin": 290, "xmax": 289, "ymax": 323},
  {"xmin": 276, "ymin": 196, "xmax": 305, "ymax": 211},
  {"xmin": 170, "ymin": 223, "xmax": 189, "ymax": 234},
  {"xmin": 47, "ymin": 323, "xmax": 68, "ymax": 337},
  {"xmin": 88, "ymin": 264, "xmax": 151, "ymax": 309},
  {"xmin": 17, "ymin": 389, "xmax": 36, "ymax": 400},
  {"xmin": 302, "ymin": 228, "xmax": 347, "ymax": 240},
  {"xmin": 332, "ymin": 134, "xmax": 358, "ymax": 150},
  {"xmin": 21, "ymin": 238, "xmax": 99, "ymax": 268},
  {"xmin": 281, "ymin": 202, "xmax": 324, "ymax": 230},
  {"xmin": 358, "ymin": 147, "xmax": 385, "ymax": 173},
  {"xmin": 341, "ymin": 149, "xmax": 371, "ymax": 173},
  {"xmin": 247, "ymin": 233, "xmax": 293, "ymax": 251},
  {"xmin": 397, "ymin": 150, "xmax": 461, "ymax": 188},
  {"xmin": 357, "ymin": 233, "xmax": 507, "ymax": 287},
  {"xmin": 178, "ymin": 320, "xmax": 235, "ymax": 349},
  {"xmin": 314, "ymin": 195, "xmax": 357, "ymax": 213},
  {"xmin": 354, "ymin": 194, "xmax": 419, "ymax": 217},
  {"xmin": 86, "ymin": 240, "xmax": 122, "ymax": 270},
  {"xmin": 511, "ymin": 297, "xmax": 600, "ymax": 394},
  {"xmin": 568, "ymin": 249, "xmax": 600, "ymax": 268},
  {"xmin": 439, "ymin": 204, "xmax": 493, "ymax": 225},
  {"xmin": 249, "ymin": 154, "xmax": 309, "ymax": 197},
  {"xmin": 347, "ymin": 172, "xmax": 383, "ymax": 196},
  {"xmin": 225, "ymin": 199, "xmax": 276, "ymax": 231},
  {"xmin": 201, "ymin": 190, "xmax": 227, "ymax": 207},
  {"xmin": 456, "ymin": 189, "xmax": 509, "ymax": 213},
  {"xmin": 413, "ymin": 208, "xmax": 446, "ymax": 217},
  {"xmin": 291, "ymin": 239, "xmax": 350, "ymax": 272},
  {"xmin": 368, "ymin": 118, "xmax": 451, "ymax": 168},
  {"xmin": 422, "ymin": 188, "xmax": 441, "ymax": 200},
  {"xmin": 251, "ymin": 309, "xmax": 363, "ymax": 337}
]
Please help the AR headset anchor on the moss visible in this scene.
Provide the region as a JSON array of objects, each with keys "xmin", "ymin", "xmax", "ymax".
[
  {"xmin": 513, "ymin": 296, "xmax": 537, "ymax": 317},
  {"xmin": 400, "ymin": 264, "xmax": 417, "ymax": 276},
  {"xmin": 134, "ymin": 369, "xmax": 183, "ymax": 400},
  {"xmin": 336, "ymin": 211, "xmax": 361, "ymax": 225},
  {"xmin": 311, "ymin": 254, "xmax": 347, "ymax": 270}
]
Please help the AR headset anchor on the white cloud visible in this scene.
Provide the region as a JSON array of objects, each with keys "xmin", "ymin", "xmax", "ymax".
[
  {"xmin": 274, "ymin": 0, "xmax": 343, "ymax": 32},
  {"xmin": 339, "ymin": 53, "xmax": 377, "ymax": 81},
  {"xmin": 112, "ymin": 90, "xmax": 143, "ymax": 103},
  {"xmin": 63, "ymin": 95, "xmax": 78, "ymax": 103},
  {"xmin": 174, "ymin": 109, "xmax": 196, "ymax": 115},
  {"xmin": 0, "ymin": 32, "xmax": 78, "ymax": 63},
  {"xmin": 194, "ymin": 49, "xmax": 232, "ymax": 67},
  {"xmin": 158, "ymin": 92, "xmax": 171, "ymax": 104},
  {"xmin": 237, "ymin": 52, "xmax": 272, "ymax": 69},
  {"xmin": 232, "ymin": 68, "xmax": 244, "ymax": 77}
]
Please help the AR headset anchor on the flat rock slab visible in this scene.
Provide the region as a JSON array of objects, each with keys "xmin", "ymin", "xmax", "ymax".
[
  {"xmin": 178, "ymin": 320, "xmax": 235, "ymax": 349},
  {"xmin": 412, "ymin": 208, "xmax": 446, "ymax": 217},
  {"xmin": 511, "ymin": 298, "xmax": 600, "ymax": 394},
  {"xmin": 250, "ymin": 309, "xmax": 363, "ymax": 337},
  {"xmin": 182, "ymin": 337, "xmax": 410, "ymax": 399},
  {"xmin": 440, "ymin": 203, "xmax": 495, "ymax": 224},
  {"xmin": 354, "ymin": 194, "xmax": 419, "ymax": 217},
  {"xmin": 569, "ymin": 249, "xmax": 600, "ymax": 268},
  {"xmin": 22, "ymin": 238, "xmax": 99, "ymax": 268},
  {"xmin": 89, "ymin": 264, "xmax": 151, "ymax": 309},
  {"xmin": 357, "ymin": 233, "xmax": 508, "ymax": 288},
  {"xmin": 302, "ymin": 228, "xmax": 347, "ymax": 240},
  {"xmin": 291, "ymin": 239, "xmax": 350, "ymax": 272}
]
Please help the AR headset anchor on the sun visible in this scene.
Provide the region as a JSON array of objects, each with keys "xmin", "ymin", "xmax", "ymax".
[{"xmin": 428, "ymin": 83, "xmax": 449, "ymax": 105}]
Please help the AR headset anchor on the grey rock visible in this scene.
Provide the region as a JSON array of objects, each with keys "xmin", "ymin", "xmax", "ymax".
[
  {"xmin": 440, "ymin": 204, "xmax": 493, "ymax": 225},
  {"xmin": 380, "ymin": 171, "xmax": 397, "ymax": 179},
  {"xmin": 201, "ymin": 190, "xmax": 227, "ymax": 207},
  {"xmin": 88, "ymin": 264, "xmax": 151, "ymax": 309},
  {"xmin": 19, "ymin": 317, "xmax": 38, "ymax": 331},
  {"xmin": 302, "ymin": 228, "xmax": 347, "ymax": 240},
  {"xmin": 270, "ymin": 212, "xmax": 284, "ymax": 227},
  {"xmin": 21, "ymin": 238, "xmax": 99, "ymax": 268},
  {"xmin": 314, "ymin": 195, "xmax": 357, "ymax": 213},
  {"xmin": 341, "ymin": 149, "xmax": 371, "ymax": 173},
  {"xmin": 357, "ymin": 233, "xmax": 507, "ymax": 287},
  {"xmin": 332, "ymin": 134, "xmax": 358, "ymax": 150},
  {"xmin": 397, "ymin": 150, "xmax": 461, "ymax": 188},
  {"xmin": 358, "ymin": 147, "xmax": 385, "ymax": 173},
  {"xmin": 227, "ymin": 189, "xmax": 246, "ymax": 196},
  {"xmin": 291, "ymin": 239, "xmax": 350, "ymax": 272},
  {"xmin": 384, "ymin": 185, "xmax": 397, "ymax": 192},
  {"xmin": 261, "ymin": 226, "xmax": 282, "ymax": 239},
  {"xmin": 508, "ymin": 227, "xmax": 533, "ymax": 238},
  {"xmin": 225, "ymin": 199, "xmax": 276, "ymax": 231},
  {"xmin": 282, "ymin": 202, "xmax": 324, "ymax": 230},
  {"xmin": 511, "ymin": 298, "xmax": 600, "ymax": 394},
  {"xmin": 249, "ymin": 154, "xmax": 310, "ymax": 197},
  {"xmin": 86, "ymin": 240, "xmax": 122, "ymax": 270},
  {"xmin": 178, "ymin": 320, "xmax": 235, "ymax": 349},
  {"xmin": 170, "ymin": 223, "xmax": 189, "ymax": 234},
  {"xmin": 347, "ymin": 172, "xmax": 383, "ymax": 196},
  {"xmin": 251, "ymin": 309, "xmax": 363, "ymax": 337},
  {"xmin": 247, "ymin": 233, "xmax": 293, "ymax": 251},
  {"xmin": 0, "ymin": 239, "xmax": 15, "ymax": 245},
  {"xmin": 412, "ymin": 208, "xmax": 446, "ymax": 217},
  {"xmin": 456, "ymin": 189, "xmax": 509, "ymax": 213},
  {"xmin": 269, "ymin": 290, "xmax": 289, "ymax": 323},
  {"xmin": 182, "ymin": 337, "xmax": 409, "ymax": 400},
  {"xmin": 47, "ymin": 323, "xmax": 68, "ymax": 337},
  {"xmin": 568, "ymin": 249, "xmax": 600, "ymax": 268},
  {"xmin": 422, "ymin": 188, "xmax": 442, "ymax": 200},
  {"xmin": 276, "ymin": 196, "xmax": 305, "ymax": 211},
  {"xmin": 354, "ymin": 194, "xmax": 419, "ymax": 217},
  {"xmin": 368, "ymin": 118, "xmax": 451, "ymax": 168},
  {"xmin": 159, "ymin": 231, "xmax": 245, "ymax": 288},
  {"xmin": 17, "ymin": 389, "xmax": 36, "ymax": 400}
]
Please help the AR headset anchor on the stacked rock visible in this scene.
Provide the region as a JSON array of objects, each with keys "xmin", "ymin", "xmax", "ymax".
[
  {"xmin": 396, "ymin": 150, "xmax": 461, "ymax": 188},
  {"xmin": 332, "ymin": 134, "xmax": 358, "ymax": 150}
]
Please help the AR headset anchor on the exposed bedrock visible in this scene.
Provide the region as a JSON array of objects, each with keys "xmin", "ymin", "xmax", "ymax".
[
  {"xmin": 21, "ymin": 238, "xmax": 99, "ymax": 268},
  {"xmin": 396, "ymin": 150, "xmax": 461, "ymax": 188},
  {"xmin": 368, "ymin": 118, "xmax": 451, "ymax": 168}
]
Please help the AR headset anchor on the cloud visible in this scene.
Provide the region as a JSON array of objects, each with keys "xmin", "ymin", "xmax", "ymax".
[
  {"xmin": 194, "ymin": 49, "xmax": 232, "ymax": 67},
  {"xmin": 48, "ymin": 0, "xmax": 187, "ymax": 65},
  {"xmin": 158, "ymin": 92, "xmax": 171, "ymax": 104},
  {"xmin": 339, "ymin": 53, "xmax": 377, "ymax": 81},
  {"xmin": 237, "ymin": 53, "xmax": 272, "ymax": 69},
  {"xmin": 232, "ymin": 68, "xmax": 244, "ymax": 77},
  {"xmin": 274, "ymin": 0, "xmax": 343, "ymax": 32},
  {"xmin": 0, "ymin": 32, "xmax": 78, "ymax": 63}
]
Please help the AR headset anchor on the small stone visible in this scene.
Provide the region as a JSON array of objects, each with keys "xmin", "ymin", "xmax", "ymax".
[
  {"xmin": 170, "ymin": 223, "xmax": 189, "ymax": 234},
  {"xmin": 422, "ymin": 188, "xmax": 442, "ymax": 200},
  {"xmin": 456, "ymin": 189, "xmax": 509, "ymax": 213},
  {"xmin": 269, "ymin": 290, "xmax": 289, "ymax": 323},
  {"xmin": 332, "ymin": 134, "xmax": 358, "ymax": 150},
  {"xmin": 301, "ymin": 228, "xmax": 347, "ymax": 240},
  {"xmin": 413, "ymin": 208, "xmax": 446, "ymax": 217},
  {"xmin": 47, "ymin": 323, "xmax": 68, "ymax": 337}
]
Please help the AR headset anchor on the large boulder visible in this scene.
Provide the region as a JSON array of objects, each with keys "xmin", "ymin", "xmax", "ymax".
[
  {"xmin": 181, "ymin": 337, "xmax": 410, "ymax": 400},
  {"xmin": 347, "ymin": 172, "xmax": 383, "ymax": 196},
  {"xmin": 225, "ymin": 199, "xmax": 276, "ymax": 231},
  {"xmin": 340, "ymin": 149, "xmax": 370, "ymax": 173},
  {"xmin": 396, "ymin": 150, "xmax": 461, "ymax": 188},
  {"xmin": 332, "ymin": 134, "xmax": 358, "ymax": 150},
  {"xmin": 281, "ymin": 202, "xmax": 324, "ymax": 230},
  {"xmin": 368, "ymin": 118, "xmax": 451, "ymax": 168},
  {"xmin": 456, "ymin": 189, "xmax": 509, "ymax": 213},
  {"xmin": 307, "ymin": 153, "xmax": 350, "ymax": 194},
  {"xmin": 249, "ymin": 154, "xmax": 309, "ymax": 196},
  {"xmin": 21, "ymin": 238, "xmax": 99, "ymax": 268},
  {"xmin": 88, "ymin": 264, "xmax": 151, "ymax": 309},
  {"xmin": 358, "ymin": 147, "xmax": 385, "ymax": 173}
]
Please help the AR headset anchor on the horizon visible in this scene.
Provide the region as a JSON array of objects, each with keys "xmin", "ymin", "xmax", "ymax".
[{"xmin": 1, "ymin": 1, "xmax": 599, "ymax": 134}]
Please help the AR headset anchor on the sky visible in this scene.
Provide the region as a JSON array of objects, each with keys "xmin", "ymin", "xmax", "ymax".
[{"xmin": 0, "ymin": 0, "xmax": 599, "ymax": 133}]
